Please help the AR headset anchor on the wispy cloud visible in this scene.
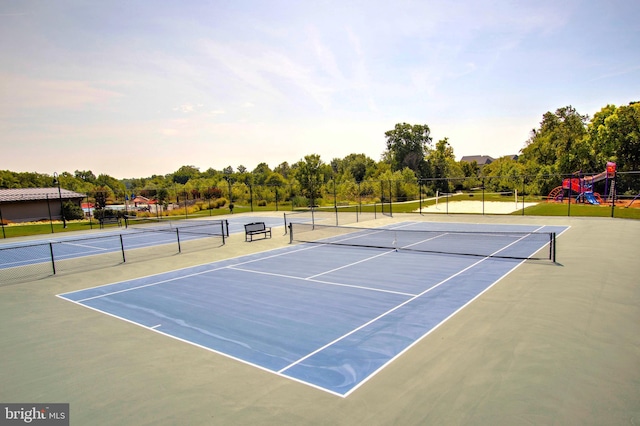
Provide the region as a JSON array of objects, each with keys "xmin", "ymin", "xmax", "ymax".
[
  {"xmin": 591, "ymin": 65, "xmax": 640, "ymax": 82},
  {"xmin": 0, "ymin": 73, "xmax": 122, "ymax": 112}
]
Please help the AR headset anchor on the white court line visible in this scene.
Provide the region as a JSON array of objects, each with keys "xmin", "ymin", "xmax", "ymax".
[
  {"xmin": 71, "ymin": 223, "xmax": 418, "ymax": 302},
  {"xmin": 228, "ymin": 266, "xmax": 418, "ymax": 297},
  {"xmin": 306, "ymin": 231, "xmax": 449, "ymax": 280},
  {"xmin": 73, "ymin": 239, "xmax": 344, "ymax": 302},
  {"xmin": 58, "ymin": 241, "xmax": 109, "ymax": 251},
  {"xmin": 305, "ymin": 249, "xmax": 396, "ymax": 280},
  {"xmin": 150, "ymin": 324, "xmax": 161, "ymax": 329},
  {"xmin": 278, "ymin": 225, "xmax": 546, "ymax": 376},
  {"xmin": 55, "ymin": 294, "xmax": 347, "ymax": 398},
  {"xmin": 53, "ymin": 221, "xmax": 409, "ymax": 296},
  {"xmin": 58, "ymin": 222, "xmax": 558, "ymax": 397}
]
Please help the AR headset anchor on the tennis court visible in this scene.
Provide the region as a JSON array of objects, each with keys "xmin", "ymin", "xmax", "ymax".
[
  {"xmin": 0, "ymin": 216, "xmax": 294, "ymax": 272},
  {"xmin": 57, "ymin": 221, "xmax": 567, "ymax": 397},
  {"xmin": 2, "ymin": 213, "xmax": 639, "ymax": 424}
]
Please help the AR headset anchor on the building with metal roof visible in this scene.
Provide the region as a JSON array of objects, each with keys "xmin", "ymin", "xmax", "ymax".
[
  {"xmin": 0, "ymin": 188, "xmax": 85, "ymax": 223},
  {"xmin": 459, "ymin": 155, "xmax": 496, "ymax": 166}
]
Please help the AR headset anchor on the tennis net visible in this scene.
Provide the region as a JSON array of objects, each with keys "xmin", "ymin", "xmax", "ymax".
[
  {"xmin": 124, "ymin": 216, "xmax": 229, "ymax": 237},
  {"xmin": 283, "ymin": 205, "xmax": 380, "ymax": 232},
  {"xmin": 288, "ymin": 223, "xmax": 556, "ymax": 261}
]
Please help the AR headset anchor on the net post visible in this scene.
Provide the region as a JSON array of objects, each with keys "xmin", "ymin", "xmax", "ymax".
[
  {"xmin": 49, "ymin": 242, "xmax": 56, "ymax": 275},
  {"xmin": 120, "ymin": 234, "xmax": 126, "ymax": 263},
  {"xmin": 220, "ymin": 221, "xmax": 226, "ymax": 245},
  {"xmin": 283, "ymin": 213, "xmax": 288, "ymax": 234},
  {"xmin": 288, "ymin": 223, "xmax": 293, "ymax": 243},
  {"xmin": 551, "ymin": 232, "xmax": 556, "ymax": 263},
  {"xmin": 176, "ymin": 229, "xmax": 182, "ymax": 253}
]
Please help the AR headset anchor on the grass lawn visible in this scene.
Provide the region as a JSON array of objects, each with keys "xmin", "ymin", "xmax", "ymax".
[{"xmin": 520, "ymin": 202, "xmax": 640, "ymax": 219}]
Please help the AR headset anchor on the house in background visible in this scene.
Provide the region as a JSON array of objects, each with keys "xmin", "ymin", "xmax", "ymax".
[
  {"xmin": 0, "ymin": 188, "xmax": 85, "ymax": 223},
  {"xmin": 460, "ymin": 155, "xmax": 496, "ymax": 166}
]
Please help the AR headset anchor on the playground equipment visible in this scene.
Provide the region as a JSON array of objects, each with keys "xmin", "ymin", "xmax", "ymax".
[{"xmin": 547, "ymin": 162, "xmax": 616, "ymax": 205}]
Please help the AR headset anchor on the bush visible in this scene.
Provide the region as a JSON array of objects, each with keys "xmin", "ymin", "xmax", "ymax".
[
  {"xmin": 62, "ymin": 201, "xmax": 85, "ymax": 220},
  {"xmin": 93, "ymin": 208, "xmax": 123, "ymax": 220},
  {"xmin": 257, "ymin": 200, "xmax": 267, "ymax": 207},
  {"xmin": 213, "ymin": 198, "xmax": 227, "ymax": 208}
]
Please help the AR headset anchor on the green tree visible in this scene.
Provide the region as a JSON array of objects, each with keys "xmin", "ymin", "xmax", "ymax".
[
  {"xmin": 172, "ymin": 165, "xmax": 200, "ymax": 185},
  {"xmin": 338, "ymin": 153, "xmax": 375, "ymax": 183},
  {"xmin": 264, "ymin": 172, "xmax": 286, "ymax": 187},
  {"xmin": 482, "ymin": 157, "xmax": 526, "ymax": 192},
  {"xmin": 383, "ymin": 123, "xmax": 432, "ymax": 177},
  {"xmin": 273, "ymin": 162, "xmax": 291, "ymax": 178},
  {"xmin": 62, "ymin": 201, "xmax": 85, "ymax": 220},
  {"xmin": 74, "ymin": 170, "xmax": 96, "ymax": 183},
  {"xmin": 252, "ymin": 163, "xmax": 272, "ymax": 185},
  {"xmin": 520, "ymin": 106, "xmax": 589, "ymax": 175},
  {"xmin": 599, "ymin": 102, "xmax": 640, "ymax": 172},
  {"xmin": 587, "ymin": 104, "xmax": 618, "ymax": 169},
  {"xmin": 294, "ymin": 154, "xmax": 325, "ymax": 203},
  {"xmin": 95, "ymin": 174, "xmax": 126, "ymax": 198},
  {"xmin": 93, "ymin": 187, "xmax": 110, "ymax": 209},
  {"xmin": 459, "ymin": 160, "xmax": 482, "ymax": 190},
  {"xmin": 157, "ymin": 188, "xmax": 169, "ymax": 205}
]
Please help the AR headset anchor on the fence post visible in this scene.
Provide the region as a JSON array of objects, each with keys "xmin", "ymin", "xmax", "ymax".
[
  {"xmin": 358, "ymin": 181, "xmax": 362, "ymax": 217},
  {"xmin": 388, "ymin": 180, "xmax": 393, "ymax": 217},
  {"xmin": 47, "ymin": 194, "xmax": 54, "ymax": 233},
  {"xmin": 0, "ymin": 206, "xmax": 5, "ymax": 238},
  {"xmin": 522, "ymin": 177, "xmax": 526, "ymax": 216},
  {"xmin": 610, "ymin": 171, "xmax": 617, "ymax": 218},
  {"xmin": 333, "ymin": 180, "xmax": 338, "ymax": 225},
  {"xmin": 567, "ymin": 174, "xmax": 572, "ymax": 217},
  {"xmin": 482, "ymin": 178, "xmax": 485, "ymax": 215}
]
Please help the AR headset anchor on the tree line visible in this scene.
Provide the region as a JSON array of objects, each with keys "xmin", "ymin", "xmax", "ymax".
[{"xmin": 1, "ymin": 102, "xmax": 638, "ymax": 208}]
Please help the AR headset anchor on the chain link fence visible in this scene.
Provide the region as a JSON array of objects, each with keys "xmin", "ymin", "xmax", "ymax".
[{"xmin": 1, "ymin": 171, "xmax": 639, "ymax": 239}]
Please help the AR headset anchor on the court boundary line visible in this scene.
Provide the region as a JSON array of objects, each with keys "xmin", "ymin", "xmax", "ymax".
[
  {"xmin": 62, "ymin": 223, "xmax": 418, "ymax": 302},
  {"xmin": 55, "ymin": 222, "xmax": 564, "ymax": 398},
  {"xmin": 277, "ymin": 226, "xmax": 545, "ymax": 379},
  {"xmin": 228, "ymin": 265, "xmax": 418, "ymax": 297},
  {"xmin": 55, "ymin": 294, "xmax": 346, "ymax": 397}
]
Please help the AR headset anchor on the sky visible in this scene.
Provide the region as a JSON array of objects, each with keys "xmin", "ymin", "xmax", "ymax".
[{"xmin": 1, "ymin": 0, "xmax": 639, "ymax": 179}]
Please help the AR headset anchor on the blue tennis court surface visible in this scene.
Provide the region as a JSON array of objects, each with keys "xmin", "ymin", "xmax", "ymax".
[
  {"xmin": 0, "ymin": 216, "xmax": 287, "ymax": 269},
  {"xmin": 58, "ymin": 221, "xmax": 568, "ymax": 397}
]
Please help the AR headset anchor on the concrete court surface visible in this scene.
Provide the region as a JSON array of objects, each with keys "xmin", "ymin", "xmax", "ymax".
[{"xmin": 0, "ymin": 213, "xmax": 638, "ymax": 425}]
